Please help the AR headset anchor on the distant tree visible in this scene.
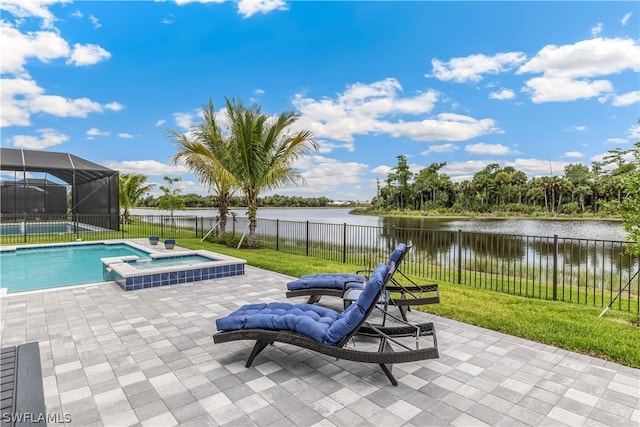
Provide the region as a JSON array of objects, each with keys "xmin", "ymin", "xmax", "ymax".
[
  {"xmin": 157, "ymin": 176, "xmax": 185, "ymax": 227},
  {"xmin": 119, "ymin": 173, "xmax": 155, "ymax": 224},
  {"xmin": 620, "ymin": 141, "xmax": 640, "ymax": 254}
]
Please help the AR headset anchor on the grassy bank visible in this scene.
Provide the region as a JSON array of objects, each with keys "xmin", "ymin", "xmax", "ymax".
[{"xmin": 179, "ymin": 238, "xmax": 640, "ymax": 368}]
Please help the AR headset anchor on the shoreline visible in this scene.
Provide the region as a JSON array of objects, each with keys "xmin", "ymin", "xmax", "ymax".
[{"xmin": 348, "ymin": 208, "xmax": 623, "ymax": 222}]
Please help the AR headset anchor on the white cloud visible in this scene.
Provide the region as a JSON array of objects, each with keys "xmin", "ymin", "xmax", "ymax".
[
  {"xmin": 564, "ymin": 151, "xmax": 584, "ymax": 158},
  {"xmin": 464, "ymin": 142, "xmax": 515, "ymax": 155},
  {"xmin": 628, "ymin": 124, "xmax": 640, "ymax": 140},
  {"xmin": 567, "ymin": 125, "xmax": 587, "ymax": 132},
  {"xmin": 420, "ymin": 143, "xmax": 458, "ymax": 156},
  {"xmin": 523, "ymin": 76, "xmax": 612, "ymax": 103},
  {"xmin": 87, "ymin": 128, "xmax": 109, "ymax": 137},
  {"xmin": 67, "ymin": 43, "xmax": 111, "ymax": 66},
  {"xmin": 1, "ymin": 77, "xmax": 123, "ymax": 127},
  {"xmin": 430, "ymin": 52, "xmax": 527, "ymax": 83},
  {"xmin": 372, "ymin": 165, "xmax": 392, "ymax": 176},
  {"xmin": 89, "ymin": 14, "xmax": 102, "ymax": 29},
  {"xmin": 11, "ymin": 128, "xmax": 69, "ymax": 149},
  {"xmin": 605, "ymin": 138, "xmax": 628, "ymax": 145},
  {"xmin": 254, "ymin": 88, "xmax": 265, "ymax": 95},
  {"xmin": 156, "ymin": 119, "xmax": 166, "ymax": 127},
  {"xmin": 118, "ymin": 133, "xmax": 134, "ymax": 139},
  {"xmin": 1, "ymin": 21, "xmax": 111, "ymax": 72},
  {"xmin": 518, "ymin": 38, "xmax": 640, "ymax": 78},
  {"xmin": 316, "ymin": 140, "xmax": 355, "ymax": 154},
  {"xmin": 103, "ymin": 160, "xmax": 189, "ymax": 175},
  {"xmin": 489, "ymin": 88, "xmax": 516, "ymax": 100},
  {"xmin": 161, "ymin": 16, "xmax": 175, "ymax": 24},
  {"xmin": 591, "ymin": 23, "xmax": 603, "ymax": 37},
  {"xmin": 71, "ymin": 10, "xmax": 83, "ymax": 18},
  {"xmin": 443, "ymin": 160, "xmax": 493, "ymax": 177},
  {"xmin": 174, "ymin": 112, "xmax": 196, "ymax": 130},
  {"xmin": 505, "ymin": 158, "xmax": 568, "ymax": 176},
  {"xmin": 293, "ymin": 78, "xmax": 499, "ymax": 143},
  {"xmin": 621, "ymin": 12, "xmax": 632, "ymax": 26},
  {"xmin": 611, "ymin": 91, "xmax": 640, "ymax": 107},
  {"xmin": 291, "ymin": 155, "xmax": 368, "ymax": 193},
  {"xmin": 238, "ymin": 0, "xmax": 288, "ymax": 18},
  {"xmin": 518, "ymin": 37, "xmax": 640, "ymax": 103},
  {"xmin": 104, "ymin": 102, "xmax": 123, "ymax": 111},
  {"xmin": 0, "ymin": 21, "xmax": 70, "ymax": 75},
  {"xmin": 0, "ymin": 0, "xmax": 68, "ymax": 28}
]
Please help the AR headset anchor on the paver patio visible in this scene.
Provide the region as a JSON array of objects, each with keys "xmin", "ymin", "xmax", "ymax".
[{"xmin": 1, "ymin": 258, "xmax": 639, "ymax": 426}]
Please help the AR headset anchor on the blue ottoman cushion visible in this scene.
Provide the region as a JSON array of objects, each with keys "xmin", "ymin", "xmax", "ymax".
[{"xmin": 287, "ymin": 273, "xmax": 366, "ymax": 291}]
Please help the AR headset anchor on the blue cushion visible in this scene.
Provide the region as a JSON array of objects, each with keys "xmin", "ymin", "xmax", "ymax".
[
  {"xmin": 216, "ymin": 263, "xmax": 389, "ymax": 345},
  {"xmin": 287, "ymin": 273, "xmax": 366, "ymax": 291},
  {"xmin": 356, "ymin": 263, "xmax": 388, "ymax": 311},
  {"xmin": 216, "ymin": 302, "xmax": 339, "ymax": 343},
  {"xmin": 387, "ymin": 243, "xmax": 407, "ymax": 269},
  {"xmin": 324, "ymin": 304, "xmax": 363, "ymax": 344},
  {"xmin": 324, "ymin": 263, "xmax": 389, "ymax": 344}
]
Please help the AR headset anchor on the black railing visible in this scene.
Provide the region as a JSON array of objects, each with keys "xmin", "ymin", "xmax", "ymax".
[{"xmin": 1, "ymin": 214, "xmax": 638, "ymax": 314}]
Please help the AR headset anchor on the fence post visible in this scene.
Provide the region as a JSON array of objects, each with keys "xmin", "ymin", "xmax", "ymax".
[
  {"xmin": 457, "ymin": 229, "xmax": 462, "ymax": 284},
  {"xmin": 553, "ymin": 234, "xmax": 558, "ymax": 301},
  {"xmin": 23, "ymin": 213, "xmax": 27, "ymax": 243},
  {"xmin": 160, "ymin": 216, "xmax": 164, "ymax": 238},
  {"xmin": 276, "ymin": 219, "xmax": 279, "ymax": 252},
  {"xmin": 232, "ymin": 217, "xmax": 236, "ymax": 237},
  {"xmin": 343, "ymin": 223, "xmax": 347, "ymax": 263},
  {"xmin": 306, "ymin": 221, "xmax": 309, "ymax": 256}
]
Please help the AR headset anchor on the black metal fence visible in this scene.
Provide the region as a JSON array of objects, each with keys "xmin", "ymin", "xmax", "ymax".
[{"xmin": 1, "ymin": 214, "xmax": 638, "ymax": 314}]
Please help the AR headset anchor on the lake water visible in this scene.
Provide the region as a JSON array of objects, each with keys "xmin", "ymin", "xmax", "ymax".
[{"xmin": 130, "ymin": 207, "xmax": 628, "ymax": 242}]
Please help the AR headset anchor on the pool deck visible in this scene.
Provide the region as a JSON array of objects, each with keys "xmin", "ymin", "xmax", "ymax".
[{"xmin": 1, "ymin": 249, "xmax": 639, "ymax": 426}]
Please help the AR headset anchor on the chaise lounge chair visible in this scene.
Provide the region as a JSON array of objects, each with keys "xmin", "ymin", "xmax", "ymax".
[
  {"xmin": 213, "ymin": 262, "xmax": 439, "ymax": 386},
  {"xmin": 285, "ymin": 242, "xmax": 440, "ymax": 320}
]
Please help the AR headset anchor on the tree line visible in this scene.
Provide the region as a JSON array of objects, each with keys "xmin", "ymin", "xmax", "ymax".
[
  {"xmin": 372, "ymin": 146, "xmax": 639, "ymax": 216},
  {"xmin": 137, "ymin": 193, "xmax": 334, "ymax": 209}
]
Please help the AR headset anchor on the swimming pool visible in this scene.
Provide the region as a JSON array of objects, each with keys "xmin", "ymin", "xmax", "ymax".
[
  {"xmin": 0, "ymin": 222, "xmax": 94, "ymax": 236},
  {"xmin": 0, "ymin": 242, "xmax": 151, "ymax": 293}
]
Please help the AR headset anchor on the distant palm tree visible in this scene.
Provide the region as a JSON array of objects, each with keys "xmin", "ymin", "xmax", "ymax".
[
  {"xmin": 169, "ymin": 100, "xmax": 237, "ymax": 239},
  {"xmin": 224, "ymin": 97, "xmax": 317, "ymax": 248},
  {"xmin": 119, "ymin": 173, "xmax": 155, "ymax": 223}
]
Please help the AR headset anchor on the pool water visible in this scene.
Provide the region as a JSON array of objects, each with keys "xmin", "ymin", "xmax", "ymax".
[
  {"xmin": 0, "ymin": 243, "xmax": 151, "ymax": 293},
  {"xmin": 129, "ymin": 254, "xmax": 216, "ymax": 270}
]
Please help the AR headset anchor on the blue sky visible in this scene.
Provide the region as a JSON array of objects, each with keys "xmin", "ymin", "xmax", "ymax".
[{"xmin": 2, "ymin": 1, "xmax": 639, "ymax": 201}]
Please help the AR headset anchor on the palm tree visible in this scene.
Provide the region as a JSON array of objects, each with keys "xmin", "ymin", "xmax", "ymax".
[
  {"xmin": 224, "ymin": 98, "xmax": 317, "ymax": 248},
  {"xmin": 169, "ymin": 100, "xmax": 237, "ymax": 239},
  {"xmin": 119, "ymin": 173, "xmax": 155, "ymax": 224}
]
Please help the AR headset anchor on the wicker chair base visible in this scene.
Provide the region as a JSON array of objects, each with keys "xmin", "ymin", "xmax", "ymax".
[{"xmin": 213, "ymin": 325, "xmax": 439, "ymax": 386}]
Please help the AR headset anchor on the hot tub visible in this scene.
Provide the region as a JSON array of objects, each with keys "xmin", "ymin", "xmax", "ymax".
[{"xmin": 102, "ymin": 249, "xmax": 246, "ymax": 291}]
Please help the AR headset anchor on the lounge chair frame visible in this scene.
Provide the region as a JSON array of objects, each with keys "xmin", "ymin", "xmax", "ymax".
[
  {"xmin": 214, "ymin": 262, "xmax": 439, "ymax": 386},
  {"xmin": 286, "ymin": 242, "xmax": 440, "ymax": 320},
  {"xmin": 213, "ymin": 323, "xmax": 438, "ymax": 386}
]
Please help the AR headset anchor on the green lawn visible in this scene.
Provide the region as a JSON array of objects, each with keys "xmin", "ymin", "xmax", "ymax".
[{"xmin": 179, "ymin": 238, "xmax": 640, "ymax": 368}]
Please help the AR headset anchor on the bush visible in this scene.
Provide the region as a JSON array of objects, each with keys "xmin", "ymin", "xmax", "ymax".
[{"xmin": 561, "ymin": 202, "xmax": 580, "ymax": 215}]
